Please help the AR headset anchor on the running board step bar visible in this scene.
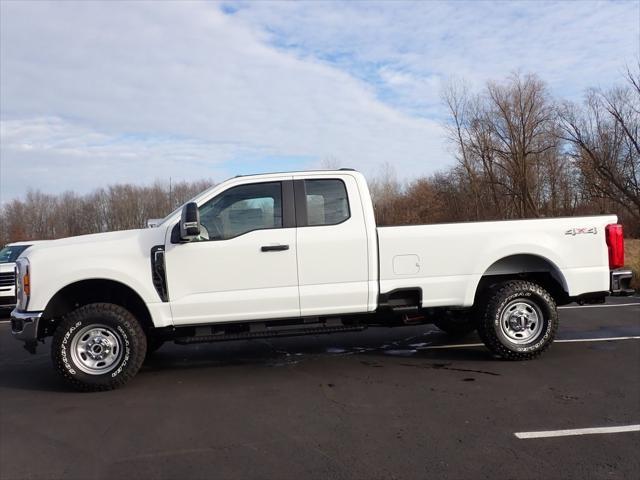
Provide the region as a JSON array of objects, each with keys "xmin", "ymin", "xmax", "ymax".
[
  {"xmin": 174, "ymin": 324, "xmax": 367, "ymax": 345},
  {"xmin": 391, "ymin": 305, "xmax": 420, "ymax": 313}
]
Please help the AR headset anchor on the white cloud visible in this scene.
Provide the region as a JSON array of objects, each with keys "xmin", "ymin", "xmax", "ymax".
[
  {"xmin": 228, "ymin": 1, "xmax": 639, "ymax": 103},
  {"xmin": 0, "ymin": 1, "xmax": 447, "ymax": 201},
  {"xmin": 1, "ymin": 0, "xmax": 637, "ymax": 202}
]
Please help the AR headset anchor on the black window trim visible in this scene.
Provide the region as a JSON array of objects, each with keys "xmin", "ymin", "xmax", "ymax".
[{"xmin": 293, "ymin": 178, "xmax": 351, "ymax": 228}]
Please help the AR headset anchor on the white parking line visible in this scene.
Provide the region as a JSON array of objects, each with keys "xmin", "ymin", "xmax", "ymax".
[
  {"xmin": 420, "ymin": 342, "xmax": 494, "ymax": 349},
  {"xmin": 421, "ymin": 336, "xmax": 640, "ymax": 349},
  {"xmin": 556, "ymin": 336, "xmax": 640, "ymax": 343},
  {"xmin": 515, "ymin": 424, "xmax": 640, "ymax": 439},
  {"xmin": 559, "ymin": 302, "xmax": 640, "ymax": 309}
]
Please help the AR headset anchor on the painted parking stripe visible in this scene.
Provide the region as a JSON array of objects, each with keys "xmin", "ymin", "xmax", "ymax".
[
  {"xmin": 559, "ymin": 302, "xmax": 640, "ymax": 309},
  {"xmin": 421, "ymin": 336, "xmax": 640, "ymax": 349},
  {"xmin": 515, "ymin": 424, "xmax": 640, "ymax": 439},
  {"xmin": 555, "ymin": 336, "xmax": 640, "ymax": 343}
]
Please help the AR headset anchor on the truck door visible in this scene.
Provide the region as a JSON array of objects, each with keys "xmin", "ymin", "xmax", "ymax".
[
  {"xmin": 293, "ymin": 175, "xmax": 370, "ymax": 316},
  {"xmin": 164, "ymin": 179, "xmax": 299, "ymax": 325}
]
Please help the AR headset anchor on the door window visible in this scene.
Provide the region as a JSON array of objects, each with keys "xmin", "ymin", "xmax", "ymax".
[
  {"xmin": 199, "ymin": 182, "xmax": 283, "ymax": 240},
  {"xmin": 303, "ymin": 179, "xmax": 350, "ymax": 226}
]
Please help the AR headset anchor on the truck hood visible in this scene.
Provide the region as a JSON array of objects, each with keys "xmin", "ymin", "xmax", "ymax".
[{"xmin": 23, "ymin": 228, "xmax": 167, "ymax": 262}]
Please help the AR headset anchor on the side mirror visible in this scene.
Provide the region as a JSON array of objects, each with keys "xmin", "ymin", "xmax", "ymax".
[{"xmin": 180, "ymin": 202, "xmax": 201, "ymax": 241}]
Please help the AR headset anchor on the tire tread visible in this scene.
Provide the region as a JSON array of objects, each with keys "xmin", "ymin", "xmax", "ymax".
[
  {"xmin": 51, "ymin": 303, "xmax": 146, "ymax": 391},
  {"xmin": 477, "ymin": 280, "xmax": 558, "ymax": 361}
]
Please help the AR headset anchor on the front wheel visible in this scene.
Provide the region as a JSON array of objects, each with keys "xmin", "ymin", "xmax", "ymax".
[
  {"xmin": 51, "ymin": 303, "xmax": 147, "ymax": 391},
  {"xmin": 477, "ymin": 280, "xmax": 558, "ymax": 360}
]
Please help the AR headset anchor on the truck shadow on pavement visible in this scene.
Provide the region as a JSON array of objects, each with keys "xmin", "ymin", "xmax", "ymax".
[
  {"xmin": 141, "ymin": 325, "xmax": 500, "ymax": 376},
  {"xmin": 1, "ymin": 324, "xmax": 500, "ymax": 392}
]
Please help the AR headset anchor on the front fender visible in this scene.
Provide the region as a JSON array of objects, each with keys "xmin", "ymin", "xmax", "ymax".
[{"xmin": 28, "ymin": 267, "xmax": 158, "ymax": 312}]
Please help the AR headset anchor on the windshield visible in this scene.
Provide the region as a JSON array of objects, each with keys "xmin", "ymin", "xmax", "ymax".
[{"xmin": 0, "ymin": 245, "xmax": 30, "ymax": 264}]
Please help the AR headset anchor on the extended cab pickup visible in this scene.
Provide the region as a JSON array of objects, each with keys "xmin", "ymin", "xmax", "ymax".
[{"xmin": 10, "ymin": 169, "xmax": 634, "ymax": 390}]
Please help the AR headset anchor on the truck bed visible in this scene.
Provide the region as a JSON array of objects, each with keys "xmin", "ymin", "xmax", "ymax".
[{"xmin": 376, "ymin": 215, "xmax": 616, "ymax": 307}]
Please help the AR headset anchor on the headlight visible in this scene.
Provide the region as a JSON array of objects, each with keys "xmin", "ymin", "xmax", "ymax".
[{"xmin": 15, "ymin": 258, "xmax": 30, "ymax": 311}]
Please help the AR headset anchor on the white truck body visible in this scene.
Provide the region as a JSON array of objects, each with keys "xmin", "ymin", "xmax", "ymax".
[
  {"xmin": 9, "ymin": 169, "xmax": 632, "ymax": 390},
  {"xmin": 16, "ymin": 170, "xmax": 615, "ymax": 324}
]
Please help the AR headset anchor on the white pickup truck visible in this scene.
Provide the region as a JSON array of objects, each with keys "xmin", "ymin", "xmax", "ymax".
[{"xmin": 10, "ymin": 169, "xmax": 634, "ymax": 390}]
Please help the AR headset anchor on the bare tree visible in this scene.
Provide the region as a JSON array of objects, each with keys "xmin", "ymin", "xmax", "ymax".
[
  {"xmin": 442, "ymin": 80, "xmax": 484, "ymax": 220},
  {"xmin": 368, "ymin": 162, "xmax": 403, "ymax": 225},
  {"xmin": 560, "ymin": 66, "xmax": 640, "ymax": 226},
  {"xmin": 443, "ymin": 73, "xmax": 561, "ymax": 220},
  {"xmin": 485, "ymin": 73, "xmax": 558, "ymax": 217}
]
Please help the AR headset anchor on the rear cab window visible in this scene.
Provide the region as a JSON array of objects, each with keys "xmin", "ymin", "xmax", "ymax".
[{"xmin": 299, "ymin": 179, "xmax": 350, "ymax": 226}]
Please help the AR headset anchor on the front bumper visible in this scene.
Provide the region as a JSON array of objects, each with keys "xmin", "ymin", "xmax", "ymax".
[
  {"xmin": 610, "ymin": 268, "xmax": 635, "ymax": 296},
  {"xmin": 10, "ymin": 309, "xmax": 43, "ymax": 342}
]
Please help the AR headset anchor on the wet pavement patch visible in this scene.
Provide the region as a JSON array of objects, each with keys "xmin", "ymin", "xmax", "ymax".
[{"xmin": 398, "ymin": 362, "xmax": 501, "ymax": 376}]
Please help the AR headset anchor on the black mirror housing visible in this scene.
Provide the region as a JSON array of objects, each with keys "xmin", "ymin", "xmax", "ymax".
[{"xmin": 180, "ymin": 202, "xmax": 201, "ymax": 241}]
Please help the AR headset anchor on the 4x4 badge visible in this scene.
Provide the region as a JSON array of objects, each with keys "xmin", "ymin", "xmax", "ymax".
[{"xmin": 565, "ymin": 227, "xmax": 598, "ymax": 236}]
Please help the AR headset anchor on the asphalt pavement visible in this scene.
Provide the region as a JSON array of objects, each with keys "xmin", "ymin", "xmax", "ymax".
[{"xmin": 1, "ymin": 298, "xmax": 639, "ymax": 480}]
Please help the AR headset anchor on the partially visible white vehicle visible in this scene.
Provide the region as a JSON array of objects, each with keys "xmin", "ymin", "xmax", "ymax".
[
  {"xmin": 0, "ymin": 241, "xmax": 46, "ymax": 310},
  {"xmin": 9, "ymin": 169, "xmax": 634, "ymax": 391}
]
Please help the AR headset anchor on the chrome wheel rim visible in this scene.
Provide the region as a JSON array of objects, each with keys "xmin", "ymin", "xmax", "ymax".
[
  {"xmin": 499, "ymin": 299, "xmax": 544, "ymax": 344},
  {"xmin": 70, "ymin": 324, "xmax": 123, "ymax": 375}
]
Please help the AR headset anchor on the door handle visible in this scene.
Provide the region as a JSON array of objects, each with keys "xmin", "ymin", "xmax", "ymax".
[{"xmin": 261, "ymin": 245, "xmax": 290, "ymax": 252}]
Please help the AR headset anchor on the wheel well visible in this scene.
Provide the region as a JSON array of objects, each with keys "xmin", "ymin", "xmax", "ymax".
[
  {"xmin": 477, "ymin": 254, "xmax": 570, "ymax": 305},
  {"xmin": 40, "ymin": 279, "xmax": 153, "ymax": 337}
]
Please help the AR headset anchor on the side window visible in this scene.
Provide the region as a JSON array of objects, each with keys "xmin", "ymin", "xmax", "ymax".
[
  {"xmin": 304, "ymin": 179, "xmax": 350, "ymax": 226},
  {"xmin": 198, "ymin": 182, "xmax": 283, "ymax": 240}
]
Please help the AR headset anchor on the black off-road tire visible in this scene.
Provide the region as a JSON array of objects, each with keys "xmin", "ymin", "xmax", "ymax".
[
  {"xmin": 477, "ymin": 280, "xmax": 558, "ymax": 360},
  {"xmin": 433, "ymin": 310, "xmax": 477, "ymax": 337},
  {"xmin": 51, "ymin": 303, "xmax": 147, "ymax": 391}
]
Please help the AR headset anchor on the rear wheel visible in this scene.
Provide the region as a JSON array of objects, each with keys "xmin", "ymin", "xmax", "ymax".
[
  {"xmin": 51, "ymin": 303, "xmax": 147, "ymax": 391},
  {"xmin": 477, "ymin": 280, "xmax": 558, "ymax": 360}
]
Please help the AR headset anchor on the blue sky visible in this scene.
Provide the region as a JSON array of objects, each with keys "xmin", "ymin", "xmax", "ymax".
[{"xmin": 1, "ymin": 0, "xmax": 638, "ymax": 202}]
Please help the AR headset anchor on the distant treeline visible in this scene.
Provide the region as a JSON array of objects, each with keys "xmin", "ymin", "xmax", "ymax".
[
  {"xmin": 1, "ymin": 67, "xmax": 639, "ymax": 244},
  {"xmin": 0, "ymin": 180, "xmax": 212, "ymax": 245},
  {"xmin": 371, "ymin": 68, "xmax": 640, "ymax": 236}
]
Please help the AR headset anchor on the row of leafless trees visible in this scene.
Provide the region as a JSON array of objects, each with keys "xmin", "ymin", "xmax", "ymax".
[
  {"xmin": 371, "ymin": 67, "xmax": 640, "ymax": 236},
  {"xmin": 0, "ymin": 180, "xmax": 211, "ymax": 245},
  {"xmin": 1, "ymin": 68, "xmax": 639, "ymax": 245}
]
